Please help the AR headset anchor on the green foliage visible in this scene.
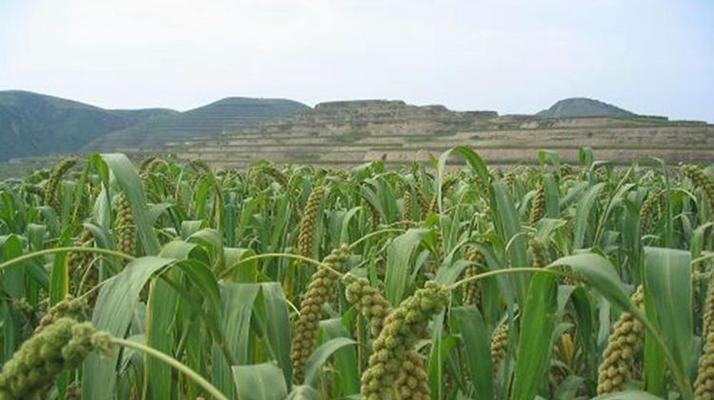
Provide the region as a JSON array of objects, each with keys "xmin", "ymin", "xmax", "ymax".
[{"xmin": 0, "ymin": 148, "xmax": 710, "ymax": 399}]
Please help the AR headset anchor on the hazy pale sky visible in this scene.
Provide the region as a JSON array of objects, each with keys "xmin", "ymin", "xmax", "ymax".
[{"xmin": 1, "ymin": 0, "xmax": 712, "ymax": 121}]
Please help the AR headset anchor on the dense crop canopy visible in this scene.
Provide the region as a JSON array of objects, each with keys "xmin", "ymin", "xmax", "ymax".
[{"xmin": 0, "ymin": 148, "xmax": 711, "ymax": 399}]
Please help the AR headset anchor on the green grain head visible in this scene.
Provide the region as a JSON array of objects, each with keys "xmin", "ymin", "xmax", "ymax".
[
  {"xmin": 343, "ymin": 274, "xmax": 431, "ymax": 400},
  {"xmin": 34, "ymin": 295, "xmax": 88, "ymax": 334},
  {"xmin": 291, "ymin": 245, "xmax": 349, "ymax": 383},
  {"xmin": 639, "ymin": 189, "xmax": 662, "ymax": 234},
  {"xmin": 596, "ymin": 286, "xmax": 645, "ymax": 394},
  {"xmin": 682, "ymin": 165, "xmax": 714, "ymax": 213},
  {"xmin": 0, "ymin": 318, "xmax": 113, "ymax": 400},
  {"xmin": 360, "ymin": 281, "xmax": 449, "ymax": 400},
  {"xmin": 297, "ymin": 185, "xmax": 326, "ymax": 258},
  {"xmin": 490, "ymin": 323, "xmax": 509, "ymax": 376},
  {"xmin": 44, "ymin": 156, "xmax": 78, "ymax": 212},
  {"xmin": 528, "ymin": 187, "xmax": 546, "ymax": 226},
  {"xmin": 462, "ymin": 247, "xmax": 485, "ymax": 306},
  {"xmin": 114, "ymin": 193, "xmax": 136, "ymax": 257}
]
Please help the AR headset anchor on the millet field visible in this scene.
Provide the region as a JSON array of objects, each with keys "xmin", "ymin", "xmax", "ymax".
[{"xmin": 0, "ymin": 146, "xmax": 713, "ymax": 400}]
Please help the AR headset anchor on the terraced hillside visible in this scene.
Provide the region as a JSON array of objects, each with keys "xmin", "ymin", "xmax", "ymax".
[
  {"xmin": 157, "ymin": 99, "xmax": 713, "ymax": 168},
  {"xmin": 85, "ymin": 97, "xmax": 310, "ymax": 150}
]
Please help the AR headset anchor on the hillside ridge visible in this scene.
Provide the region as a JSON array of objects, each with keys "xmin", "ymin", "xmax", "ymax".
[
  {"xmin": 2, "ymin": 92, "xmax": 711, "ymax": 167},
  {"xmin": 537, "ymin": 97, "xmax": 636, "ymax": 118},
  {"xmin": 0, "ymin": 90, "xmax": 178, "ymax": 161},
  {"xmin": 83, "ymin": 96, "xmax": 311, "ymax": 150},
  {"xmin": 160, "ymin": 97, "xmax": 711, "ymax": 168},
  {"xmin": 0, "ymin": 91, "xmax": 310, "ymax": 160}
]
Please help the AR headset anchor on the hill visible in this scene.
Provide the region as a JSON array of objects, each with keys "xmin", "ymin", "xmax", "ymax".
[
  {"xmin": 162, "ymin": 99, "xmax": 712, "ymax": 167},
  {"xmin": 537, "ymin": 97, "xmax": 636, "ymax": 118},
  {"xmin": 84, "ymin": 97, "xmax": 311, "ymax": 150},
  {"xmin": 2, "ymin": 93, "xmax": 711, "ymax": 169},
  {"xmin": 0, "ymin": 90, "xmax": 176, "ymax": 161}
]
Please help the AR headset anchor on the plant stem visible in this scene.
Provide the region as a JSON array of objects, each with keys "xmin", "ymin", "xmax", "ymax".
[
  {"xmin": 692, "ymin": 251, "xmax": 714, "ymax": 266},
  {"xmin": 217, "ymin": 253, "xmax": 337, "ymax": 279},
  {"xmin": 0, "ymin": 246, "xmax": 135, "ymax": 271},
  {"xmin": 447, "ymin": 267, "xmax": 570, "ymax": 290},
  {"xmin": 348, "ymin": 228, "xmax": 405, "ymax": 250}
]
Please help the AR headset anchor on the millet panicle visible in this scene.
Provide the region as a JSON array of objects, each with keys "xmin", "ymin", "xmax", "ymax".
[
  {"xmin": 462, "ymin": 247, "xmax": 485, "ymax": 306},
  {"xmin": 297, "ymin": 185, "xmax": 326, "ymax": 258},
  {"xmin": 290, "ymin": 245, "xmax": 349, "ymax": 383},
  {"xmin": 343, "ymin": 274, "xmax": 431, "ymax": 400},
  {"xmin": 44, "ymin": 157, "xmax": 78, "ymax": 213},
  {"xmin": 359, "ymin": 282, "xmax": 449, "ymax": 400},
  {"xmin": 596, "ymin": 286, "xmax": 645, "ymax": 395},
  {"xmin": 114, "ymin": 193, "xmax": 136, "ymax": 257},
  {"xmin": 528, "ymin": 187, "xmax": 546, "ymax": 226},
  {"xmin": 0, "ymin": 317, "xmax": 113, "ymax": 400}
]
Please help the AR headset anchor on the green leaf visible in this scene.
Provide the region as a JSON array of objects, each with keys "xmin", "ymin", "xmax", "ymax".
[
  {"xmin": 211, "ymin": 344, "xmax": 236, "ymax": 400},
  {"xmin": 181, "ymin": 220, "xmax": 208, "ymax": 238},
  {"xmin": 50, "ymin": 230, "xmax": 73, "ymax": 304},
  {"xmin": 643, "ymin": 247, "xmax": 693, "ymax": 391},
  {"xmin": 144, "ymin": 277, "xmax": 178, "ymax": 400},
  {"xmin": 222, "ymin": 283, "xmax": 260, "ymax": 364},
  {"xmin": 26, "ymin": 224, "xmax": 46, "ymax": 251},
  {"xmin": 384, "ymin": 228, "xmax": 429, "ymax": 305},
  {"xmin": 1, "ymin": 301, "xmax": 18, "ymax": 363},
  {"xmin": 569, "ymin": 287, "xmax": 596, "ymax": 373},
  {"xmin": 303, "ymin": 337, "xmax": 357, "ymax": 387},
  {"xmin": 434, "ymin": 258, "xmax": 469, "ymax": 286},
  {"xmin": 286, "ymin": 385, "xmax": 321, "ymax": 400},
  {"xmin": 100, "ymin": 153, "xmax": 161, "ymax": 255},
  {"xmin": 511, "ymin": 272, "xmax": 558, "ymax": 400},
  {"xmin": 579, "ymin": 147, "xmax": 594, "ymax": 167},
  {"xmin": 223, "ymin": 248, "xmax": 258, "ymax": 283},
  {"xmin": 554, "ymin": 375, "xmax": 584, "ymax": 399},
  {"xmin": 175, "ymin": 259, "xmax": 223, "ymax": 334},
  {"xmin": 427, "ymin": 331, "xmax": 457, "ymax": 399},
  {"xmin": 338, "ymin": 207, "xmax": 362, "ymax": 245},
  {"xmin": 643, "ymin": 282, "xmax": 666, "ymax": 396},
  {"xmin": 543, "ymin": 173, "xmax": 559, "ymax": 218},
  {"xmin": 255, "ymin": 282, "xmax": 293, "ymax": 385},
  {"xmin": 538, "ymin": 149, "xmax": 561, "ymax": 169},
  {"xmin": 319, "ymin": 318, "xmax": 360, "ymax": 396},
  {"xmin": 550, "ymin": 252, "xmax": 692, "ymax": 396},
  {"xmin": 491, "ymin": 181, "xmax": 529, "ymax": 301},
  {"xmin": 232, "ymin": 362, "xmax": 287, "ymax": 400},
  {"xmin": 573, "ymin": 183, "xmax": 605, "ymax": 249},
  {"xmin": 451, "ymin": 307, "xmax": 493, "ymax": 400},
  {"xmin": 492, "ymin": 182, "xmax": 528, "ymax": 267},
  {"xmin": 548, "ymin": 253, "xmax": 629, "ymax": 312},
  {"xmin": 83, "ymin": 256, "xmax": 174, "ymax": 400},
  {"xmin": 1, "ymin": 234, "xmax": 25, "ymax": 299},
  {"xmin": 236, "ymin": 197, "xmax": 260, "ymax": 245},
  {"xmin": 438, "ymin": 146, "xmax": 490, "ymax": 186}
]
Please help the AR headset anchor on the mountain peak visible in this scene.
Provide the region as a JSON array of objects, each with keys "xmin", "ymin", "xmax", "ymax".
[{"xmin": 537, "ymin": 97, "xmax": 635, "ymax": 118}]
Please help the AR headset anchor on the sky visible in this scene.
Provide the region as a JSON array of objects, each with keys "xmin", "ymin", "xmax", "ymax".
[{"xmin": 0, "ymin": 0, "xmax": 712, "ymax": 121}]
